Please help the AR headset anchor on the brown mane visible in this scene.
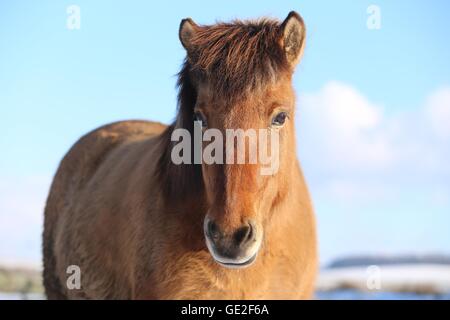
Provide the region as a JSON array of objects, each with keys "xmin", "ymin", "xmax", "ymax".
[
  {"xmin": 185, "ymin": 19, "xmax": 290, "ymax": 97},
  {"xmin": 156, "ymin": 64, "xmax": 203, "ymax": 204}
]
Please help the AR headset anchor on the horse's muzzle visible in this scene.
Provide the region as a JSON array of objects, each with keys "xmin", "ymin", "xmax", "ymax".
[{"xmin": 203, "ymin": 216, "xmax": 262, "ymax": 269}]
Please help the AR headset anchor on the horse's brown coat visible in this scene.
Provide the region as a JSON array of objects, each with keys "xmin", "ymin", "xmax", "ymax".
[{"xmin": 43, "ymin": 11, "xmax": 317, "ymax": 299}]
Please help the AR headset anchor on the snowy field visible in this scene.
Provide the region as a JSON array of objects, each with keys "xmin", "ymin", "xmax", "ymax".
[
  {"xmin": 317, "ymin": 264, "xmax": 450, "ymax": 293},
  {"xmin": 316, "ymin": 290, "xmax": 450, "ymax": 300}
]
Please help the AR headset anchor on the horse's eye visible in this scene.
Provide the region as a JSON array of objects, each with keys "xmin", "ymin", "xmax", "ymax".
[
  {"xmin": 193, "ymin": 111, "xmax": 207, "ymax": 128},
  {"xmin": 271, "ymin": 112, "xmax": 288, "ymax": 127}
]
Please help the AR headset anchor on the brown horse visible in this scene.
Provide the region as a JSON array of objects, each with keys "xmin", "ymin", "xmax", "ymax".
[{"xmin": 43, "ymin": 11, "xmax": 317, "ymax": 299}]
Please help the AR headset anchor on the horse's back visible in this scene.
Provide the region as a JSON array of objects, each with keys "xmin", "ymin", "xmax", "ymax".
[{"xmin": 43, "ymin": 120, "xmax": 166, "ymax": 299}]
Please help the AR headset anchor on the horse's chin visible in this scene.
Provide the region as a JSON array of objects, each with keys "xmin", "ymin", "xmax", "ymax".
[{"xmin": 212, "ymin": 252, "xmax": 258, "ymax": 269}]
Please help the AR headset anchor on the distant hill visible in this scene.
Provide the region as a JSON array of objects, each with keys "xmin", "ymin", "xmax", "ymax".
[{"xmin": 327, "ymin": 254, "xmax": 450, "ymax": 269}]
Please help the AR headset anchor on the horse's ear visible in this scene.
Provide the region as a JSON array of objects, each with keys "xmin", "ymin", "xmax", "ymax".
[
  {"xmin": 280, "ymin": 11, "xmax": 306, "ymax": 68},
  {"xmin": 179, "ymin": 18, "xmax": 198, "ymax": 52}
]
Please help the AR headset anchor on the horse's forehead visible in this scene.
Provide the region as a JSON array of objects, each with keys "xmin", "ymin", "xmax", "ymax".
[{"xmin": 196, "ymin": 78, "xmax": 291, "ymax": 114}]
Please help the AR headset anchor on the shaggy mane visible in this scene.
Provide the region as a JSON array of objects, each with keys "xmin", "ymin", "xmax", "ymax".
[{"xmin": 186, "ymin": 18, "xmax": 290, "ymax": 97}]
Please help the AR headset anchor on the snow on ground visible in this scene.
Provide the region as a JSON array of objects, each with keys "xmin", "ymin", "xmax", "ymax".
[{"xmin": 317, "ymin": 264, "xmax": 450, "ymax": 294}]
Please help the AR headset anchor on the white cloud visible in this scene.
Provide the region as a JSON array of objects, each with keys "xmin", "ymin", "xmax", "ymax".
[
  {"xmin": 297, "ymin": 81, "xmax": 450, "ymax": 201},
  {"xmin": 297, "ymin": 82, "xmax": 394, "ymax": 171}
]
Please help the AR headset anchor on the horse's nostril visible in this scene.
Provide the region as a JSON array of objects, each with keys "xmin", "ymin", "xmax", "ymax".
[
  {"xmin": 207, "ymin": 221, "xmax": 220, "ymax": 240},
  {"xmin": 233, "ymin": 223, "xmax": 253, "ymax": 246}
]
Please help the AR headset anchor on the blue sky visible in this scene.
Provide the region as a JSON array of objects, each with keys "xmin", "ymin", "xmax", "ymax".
[{"xmin": 0, "ymin": 1, "xmax": 449, "ymax": 266}]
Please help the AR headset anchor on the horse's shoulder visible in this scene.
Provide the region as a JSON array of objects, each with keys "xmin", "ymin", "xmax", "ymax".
[
  {"xmin": 65, "ymin": 119, "xmax": 166, "ymax": 163},
  {"xmin": 85, "ymin": 120, "xmax": 167, "ymax": 140},
  {"xmin": 49, "ymin": 120, "xmax": 167, "ymax": 204}
]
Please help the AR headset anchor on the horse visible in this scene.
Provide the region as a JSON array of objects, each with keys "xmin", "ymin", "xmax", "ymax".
[{"xmin": 43, "ymin": 11, "xmax": 317, "ymax": 299}]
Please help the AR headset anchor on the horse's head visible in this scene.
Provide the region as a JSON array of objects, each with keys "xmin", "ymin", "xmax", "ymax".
[{"xmin": 177, "ymin": 12, "xmax": 306, "ymax": 268}]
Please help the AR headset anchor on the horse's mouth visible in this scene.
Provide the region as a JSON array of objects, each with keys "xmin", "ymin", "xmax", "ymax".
[{"xmin": 215, "ymin": 253, "xmax": 257, "ymax": 269}]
